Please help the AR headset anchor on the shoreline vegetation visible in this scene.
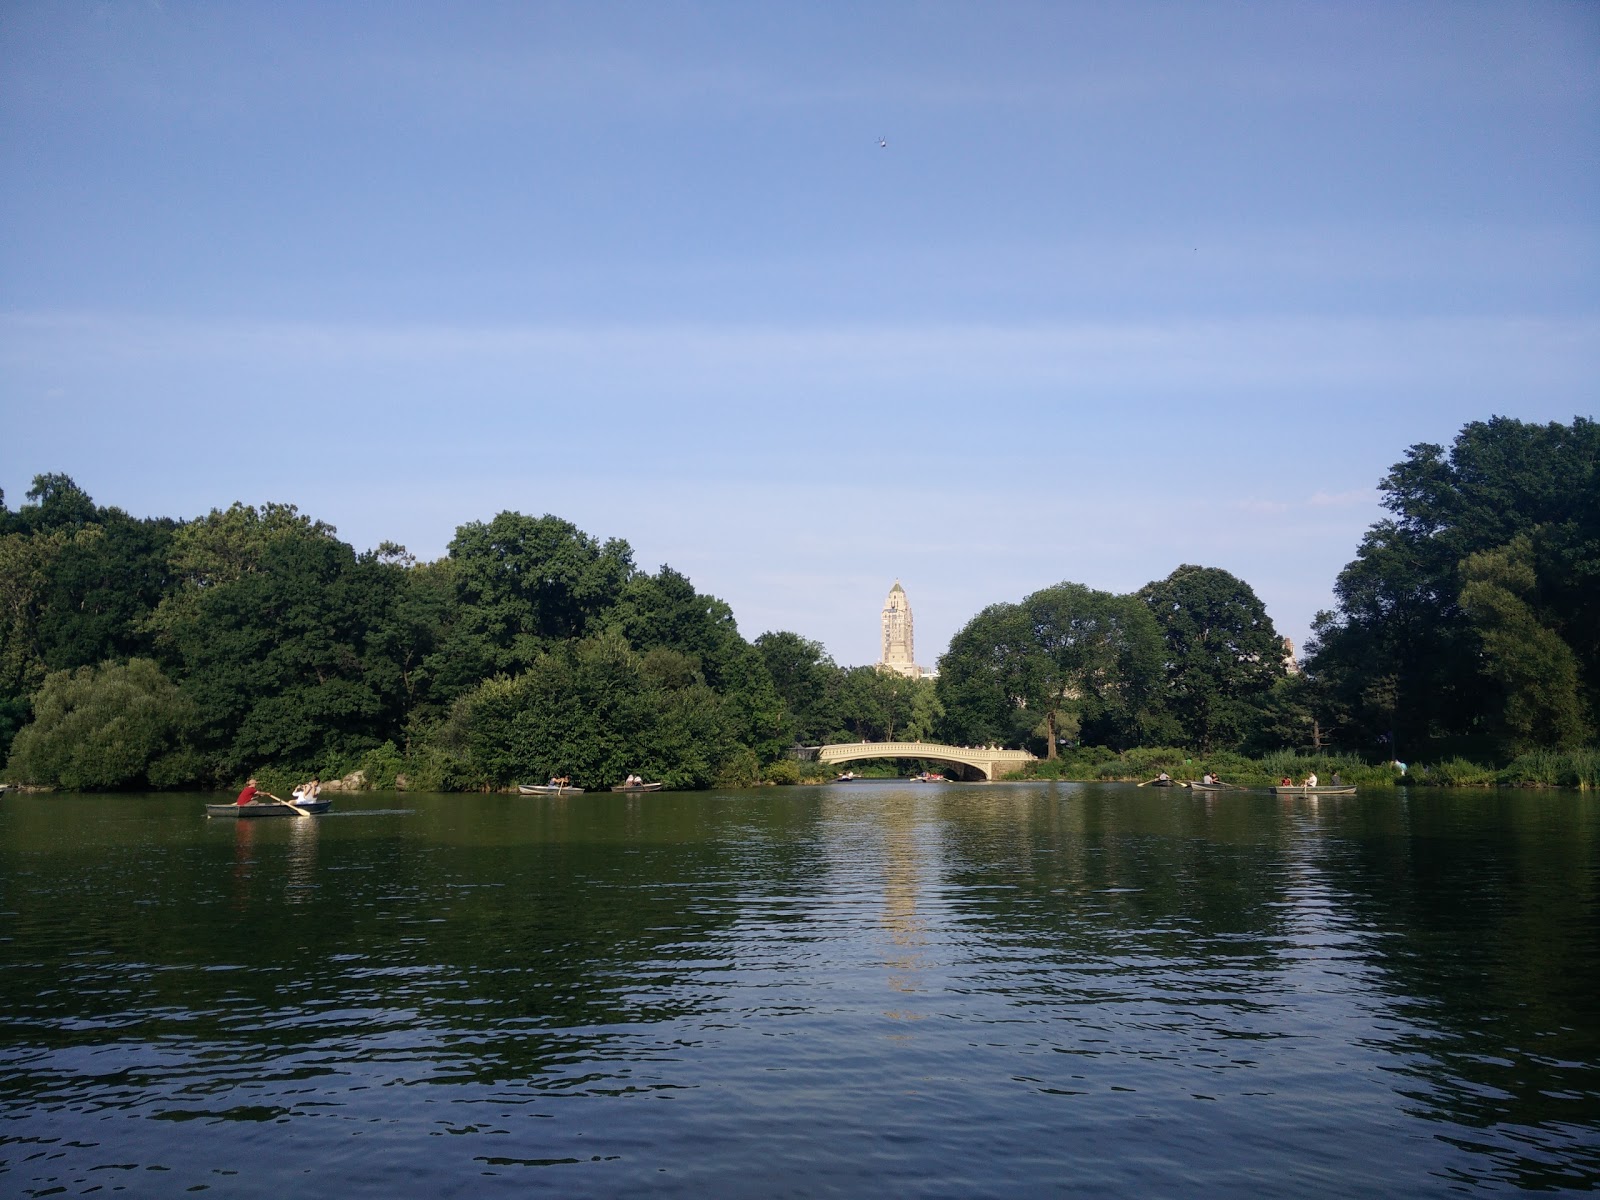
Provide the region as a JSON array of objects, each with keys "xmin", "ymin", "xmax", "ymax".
[
  {"xmin": 2, "ymin": 416, "xmax": 1596, "ymax": 795},
  {"xmin": 999, "ymin": 746, "xmax": 1600, "ymax": 790},
  {"xmin": 8, "ymin": 745, "xmax": 1598, "ymax": 794}
]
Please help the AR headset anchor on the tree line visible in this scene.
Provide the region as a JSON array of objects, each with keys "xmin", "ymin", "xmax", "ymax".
[
  {"xmin": 1, "ymin": 416, "xmax": 1593, "ymax": 790},
  {"xmin": 0, "ymin": 484, "xmax": 945, "ymax": 790}
]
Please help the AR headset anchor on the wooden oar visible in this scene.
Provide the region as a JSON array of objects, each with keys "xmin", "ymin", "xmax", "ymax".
[
  {"xmin": 1135, "ymin": 776, "xmax": 1164, "ymax": 787},
  {"xmin": 261, "ymin": 789, "xmax": 310, "ymax": 818}
]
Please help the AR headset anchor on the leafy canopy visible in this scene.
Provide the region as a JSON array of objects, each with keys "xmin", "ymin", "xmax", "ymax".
[{"xmin": 1138, "ymin": 564, "xmax": 1284, "ymax": 752}]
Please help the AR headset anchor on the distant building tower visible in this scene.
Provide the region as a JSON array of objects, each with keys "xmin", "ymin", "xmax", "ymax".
[
  {"xmin": 878, "ymin": 581, "xmax": 924, "ymax": 679},
  {"xmin": 1282, "ymin": 637, "xmax": 1300, "ymax": 676}
]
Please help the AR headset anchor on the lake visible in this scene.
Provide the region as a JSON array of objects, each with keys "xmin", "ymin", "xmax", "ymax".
[{"xmin": 2, "ymin": 782, "xmax": 1596, "ymax": 1197}]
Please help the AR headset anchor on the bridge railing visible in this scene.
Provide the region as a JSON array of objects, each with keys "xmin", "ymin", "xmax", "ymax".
[{"xmin": 816, "ymin": 741, "xmax": 1035, "ymax": 762}]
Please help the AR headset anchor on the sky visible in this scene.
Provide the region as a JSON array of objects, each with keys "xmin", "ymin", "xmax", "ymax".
[{"xmin": 2, "ymin": 1, "xmax": 1596, "ymax": 667}]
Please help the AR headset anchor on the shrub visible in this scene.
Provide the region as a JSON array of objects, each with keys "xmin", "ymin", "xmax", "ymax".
[
  {"xmin": 1416, "ymin": 758, "xmax": 1499, "ymax": 787},
  {"xmin": 453, "ymin": 635, "xmax": 735, "ymax": 790},
  {"xmin": 6, "ymin": 659, "xmax": 203, "ymax": 790},
  {"xmin": 715, "ymin": 747, "xmax": 761, "ymax": 789},
  {"xmin": 762, "ymin": 758, "xmax": 801, "ymax": 785},
  {"xmin": 1498, "ymin": 748, "xmax": 1600, "ymax": 789},
  {"xmin": 359, "ymin": 741, "xmax": 408, "ymax": 791}
]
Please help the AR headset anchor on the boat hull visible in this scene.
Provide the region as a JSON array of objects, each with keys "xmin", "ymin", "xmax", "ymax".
[
  {"xmin": 518, "ymin": 785, "xmax": 586, "ymax": 795},
  {"xmin": 1269, "ymin": 785, "xmax": 1357, "ymax": 796},
  {"xmin": 206, "ymin": 799, "xmax": 331, "ymax": 818},
  {"xmin": 610, "ymin": 782, "xmax": 664, "ymax": 792}
]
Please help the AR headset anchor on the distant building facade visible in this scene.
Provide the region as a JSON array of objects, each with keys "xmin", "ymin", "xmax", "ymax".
[
  {"xmin": 1282, "ymin": 637, "xmax": 1300, "ymax": 676},
  {"xmin": 878, "ymin": 581, "xmax": 926, "ymax": 679}
]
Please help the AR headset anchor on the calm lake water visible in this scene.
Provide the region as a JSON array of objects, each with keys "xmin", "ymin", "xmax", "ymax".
[{"xmin": 2, "ymin": 782, "xmax": 1597, "ymax": 1197}]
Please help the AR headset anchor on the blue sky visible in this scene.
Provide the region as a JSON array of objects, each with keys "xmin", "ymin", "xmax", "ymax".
[{"xmin": 2, "ymin": 1, "xmax": 1596, "ymax": 666}]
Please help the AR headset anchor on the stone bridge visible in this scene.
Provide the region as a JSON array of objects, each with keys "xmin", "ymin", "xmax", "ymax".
[{"xmin": 816, "ymin": 741, "xmax": 1036, "ymax": 781}]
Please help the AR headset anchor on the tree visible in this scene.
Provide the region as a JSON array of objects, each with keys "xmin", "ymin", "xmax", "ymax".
[
  {"xmin": 605, "ymin": 565, "xmax": 789, "ymax": 761},
  {"xmin": 1459, "ymin": 535, "xmax": 1590, "ymax": 752},
  {"xmin": 430, "ymin": 512, "xmax": 634, "ymax": 691},
  {"xmin": 34, "ymin": 508, "xmax": 175, "ymax": 673},
  {"xmin": 453, "ymin": 633, "xmax": 734, "ymax": 790},
  {"xmin": 1240, "ymin": 674, "xmax": 1322, "ymax": 755},
  {"xmin": 6, "ymin": 658, "xmax": 202, "ymax": 789},
  {"xmin": 937, "ymin": 583, "xmax": 1165, "ymax": 755},
  {"xmin": 19, "ymin": 473, "xmax": 98, "ymax": 532},
  {"xmin": 1138, "ymin": 565, "xmax": 1284, "ymax": 752},
  {"xmin": 1308, "ymin": 416, "xmax": 1599, "ymax": 759},
  {"xmin": 755, "ymin": 631, "xmax": 839, "ymax": 745},
  {"xmin": 361, "ymin": 553, "xmax": 456, "ymax": 742},
  {"xmin": 0, "ymin": 476, "xmax": 177, "ymax": 761},
  {"xmin": 147, "ymin": 504, "xmax": 411, "ymax": 779}
]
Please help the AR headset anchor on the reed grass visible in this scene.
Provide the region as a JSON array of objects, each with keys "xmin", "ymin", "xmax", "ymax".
[
  {"xmin": 1016, "ymin": 748, "xmax": 1400, "ymax": 786},
  {"xmin": 1012, "ymin": 746, "xmax": 1600, "ymax": 789},
  {"xmin": 1496, "ymin": 748, "xmax": 1600, "ymax": 789}
]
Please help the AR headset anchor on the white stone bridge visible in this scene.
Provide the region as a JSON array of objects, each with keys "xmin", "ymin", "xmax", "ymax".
[{"xmin": 816, "ymin": 741, "xmax": 1036, "ymax": 781}]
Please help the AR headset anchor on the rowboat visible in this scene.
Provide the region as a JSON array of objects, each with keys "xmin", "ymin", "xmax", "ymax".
[
  {"xmin": 519, "ymin": 783, "xmax": 585, "ymax": 795},
  {"xmin": 1149, "ymin": 778, "xmax": 1176, "ymax": 787},
  {"xmin": 610, "ymin": 781, "xmax": 664, "ymax": 792},
  {"xmin": 206, "ymin": 799, "xmax": 332, "ymax": 818},
  {"xmin": 1269, "ymin": 785, "xmax": 1357, "ymax": 796},
  {"xmin": 833, "ymin": 772, "xmax": 865, "ymax": 782},
  {"xmin": 1187, "ymin": 782, "xmax": 1237, "ymax": 793}
]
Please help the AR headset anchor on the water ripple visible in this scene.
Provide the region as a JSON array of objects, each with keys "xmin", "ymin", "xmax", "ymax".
[{"xmin": 1, "ymin": 786, "xmax": 1596, "ymax": 1196}]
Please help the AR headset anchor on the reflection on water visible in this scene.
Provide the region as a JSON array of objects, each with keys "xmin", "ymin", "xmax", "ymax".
[
  {"xmin": 0, "ymin": 784, "xmax": 1596, "ymax": 1197},
  {"xmin": 284, "ymin": 812, "xmax": 318, "ymax": 904},
  {"xmin": 878, "ymin": 797, "xmax": 927, "ymax": 1014}
]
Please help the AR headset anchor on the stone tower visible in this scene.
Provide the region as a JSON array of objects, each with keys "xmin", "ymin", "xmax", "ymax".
[{"xmin": 878, "ymin": 581, "xmax": 922, "ymax": 679}]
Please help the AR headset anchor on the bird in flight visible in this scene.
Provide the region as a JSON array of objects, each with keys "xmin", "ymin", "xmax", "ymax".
[{"xmin": 878, "ymin": 137, "xmax": 888, "ymax": 148}]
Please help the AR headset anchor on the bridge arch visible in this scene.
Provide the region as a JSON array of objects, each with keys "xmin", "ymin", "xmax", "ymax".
[{"xmin": 816, "ymin": 741, "xmax": 1035, "ymax": 782}]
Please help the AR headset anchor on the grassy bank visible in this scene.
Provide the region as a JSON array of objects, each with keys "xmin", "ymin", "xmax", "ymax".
[
  {"xmin": 1409, "ymin": 749, "xmax": 1600, "ymax": 789},
  {"xmin": 1005, "ymin": 746, "xmax": 1600, "ymax": 789},
  {"xmin": 1009, "ymin": 747, "xmax": 1397, "ymax": 787},
  {"xmin": 229, "ymin": 744, "xmax": 1599, "ymax": 794}
]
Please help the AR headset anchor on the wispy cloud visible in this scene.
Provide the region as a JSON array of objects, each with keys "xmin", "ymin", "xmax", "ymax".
[{"xmin": 5, "ymin": 310, "xmax": 1595, "ymax": 394}]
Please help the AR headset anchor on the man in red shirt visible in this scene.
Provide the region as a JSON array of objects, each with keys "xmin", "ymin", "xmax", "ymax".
[{"xmin": 235, "ymin": 777, "xmax": 260, "ymax": 807}]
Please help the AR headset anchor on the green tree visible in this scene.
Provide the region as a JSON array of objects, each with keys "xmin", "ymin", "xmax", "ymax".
[
  {"xmin": 359, "ymin": 548, "xmax": 456, "ymax": 744},
  {"xmin": 34, "ymin": 508, "xmax": 175, "ymax": 674},
  {"xmin": 1138, "ymin": 564, "xmax": 1285, "ymax": 752},
  {"xmin": 605, "ymin": 565, "xmax": 790, "ymax": 760},
  {"xmin": 1459, "ymin": 535, "xmax": 1590, "ymax": 752},
  {"xmin": 148, "ymin": 504, "xmax": 411, "ymax": 779},
  {"xmin": 935, "ymin": 602, "xmax": 1032, "ymax": 747},
  {"xmin": 6, "ymin": 658, "xmax": 203, "ymax": 789},
  {"xmin": 937, "ymin": 583, "xmax": 1164, "ymax": 755},
  {"xmin": 17, "ymin": 473, "xmax": 98, "ymax": 532},
  {"xmin": 0, "ymin": 525, "xmax": 76, "ymax": 723},
  {"xmin": 755, "ymin": 631, "xmax": 842, "ymax": 745},
  {"xmin": 1308, "ymin": 416, "xmax": 1599, "ymax": 759},
  {"xmin": 0, "ymin": 475, "xmax": 176, "ymax": 761},
  {"xmin": 427, "ymin": 512, "xmax": 634, "ymax": 697},
  {"xmin": 454, "ymin": 633, "xmax": 734, "ymax": 790},
  {"xmin": 1241, "ymin": 678, "xmax": 1318, "ymax": 752}
]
